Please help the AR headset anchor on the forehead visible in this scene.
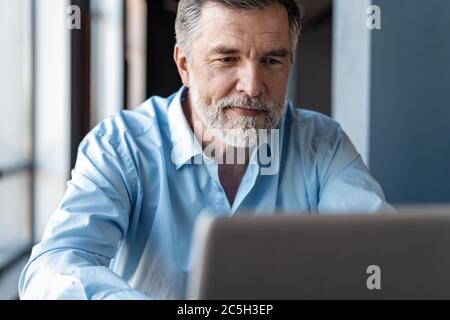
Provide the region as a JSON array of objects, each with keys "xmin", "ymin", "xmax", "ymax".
[{"xmin": 197, "ymin": 3, "xmax": 290, "ymax": 51}]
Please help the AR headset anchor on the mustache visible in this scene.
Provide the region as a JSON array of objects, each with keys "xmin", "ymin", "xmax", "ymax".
[{"xmin": 215, "ymin": 95, "xmax": 275, "ymax": 112}]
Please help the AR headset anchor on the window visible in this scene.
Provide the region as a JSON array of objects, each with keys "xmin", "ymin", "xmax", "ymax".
[
  {"xmin": 0, "ymin": 0, "xmax": 34, "ymax": 266},
  {"xmin": 0, "ymin": 0, "xmax": 145, "ymax": 298},
  {"xmin": 90, "ymin": 0, "xmax": 125, "ymax": 126}
]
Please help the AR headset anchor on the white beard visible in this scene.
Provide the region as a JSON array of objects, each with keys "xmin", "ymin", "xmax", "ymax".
[{"xmin": 188, "ymin": 78, "xmax": 284, "ymax": 149}]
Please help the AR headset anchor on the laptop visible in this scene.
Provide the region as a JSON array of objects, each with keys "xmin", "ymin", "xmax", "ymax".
[{"xmin": 186, "ymin": 207, "xmax": 450, "ymax": 299}]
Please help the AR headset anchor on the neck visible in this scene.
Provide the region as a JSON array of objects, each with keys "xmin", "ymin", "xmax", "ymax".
[{"xmin": 182, "ymin": 95, "xmax": 251, "ymax": 206}]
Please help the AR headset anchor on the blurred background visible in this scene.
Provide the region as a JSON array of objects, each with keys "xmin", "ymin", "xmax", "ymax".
[{"xmin": 0, "ymin": 0, "xmax": 449, "ymax": 299}]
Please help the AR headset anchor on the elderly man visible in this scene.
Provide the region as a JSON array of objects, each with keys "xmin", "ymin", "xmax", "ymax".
[{"xmin": 19, "ymin": 0, "xmax": 392, "ymax": 300}]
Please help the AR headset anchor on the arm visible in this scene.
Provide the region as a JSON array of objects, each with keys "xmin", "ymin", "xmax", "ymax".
[
  {"xmin": 317, "ymin": 125, "xmax": 395, "ymax": 213},
  {"xmin": 19, "ymin": 130, "xmax": 150, "ymax": 300}
]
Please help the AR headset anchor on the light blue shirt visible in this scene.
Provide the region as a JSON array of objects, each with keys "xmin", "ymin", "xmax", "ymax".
[{"xmin": 19, "ymin": 87, "xmax": 393, "ymax": 300}]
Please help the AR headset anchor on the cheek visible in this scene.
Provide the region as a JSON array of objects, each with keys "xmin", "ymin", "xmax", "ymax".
[
  {"xmin": 263, "ymin": 70, "xmax": 289, "ymax": 99},
  {"xmin": 204, "ymin": 69, "xmax": 237, "ymax": 100}
]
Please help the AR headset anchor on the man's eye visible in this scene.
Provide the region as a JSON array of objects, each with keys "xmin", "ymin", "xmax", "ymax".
[
  {"xmin": 218, "ymin": 57, "xmax": 238, "ymax": 64},
  {"xmin": 262, "ymin": 58, "xmax": 282, "ymax": 65}
]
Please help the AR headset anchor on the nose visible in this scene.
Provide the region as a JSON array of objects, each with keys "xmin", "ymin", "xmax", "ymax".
[{"xmin": 236, "ymin": 62, "xmax": 265, "ymax": 98}]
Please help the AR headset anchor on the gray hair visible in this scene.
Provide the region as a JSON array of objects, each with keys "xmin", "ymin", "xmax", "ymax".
[{"xmin": 175, "ymin": 0, "xmax": 303, "ymax": 59}]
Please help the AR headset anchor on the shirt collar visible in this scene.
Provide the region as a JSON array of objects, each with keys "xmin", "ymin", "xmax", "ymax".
[{"xmin": 168, "ymin": 86, "xmax": 203, "ymax": 170}]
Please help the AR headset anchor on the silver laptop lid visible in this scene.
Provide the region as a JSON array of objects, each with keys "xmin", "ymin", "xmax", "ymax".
[{"xmin": 187, "ymin": 208, "xmax": 450, "ymax": 300}]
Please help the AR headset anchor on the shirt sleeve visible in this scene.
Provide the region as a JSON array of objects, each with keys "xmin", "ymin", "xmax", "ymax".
[
  {"xmin": 317, "ymin": 125, "xmax": 396, "ymax": 214},
  {"xmin": 18, "ymin": 130, "xmax": 150, "ymax": 300}
]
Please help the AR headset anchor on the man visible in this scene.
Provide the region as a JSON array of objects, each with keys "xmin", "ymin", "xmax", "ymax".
[{"xmin": 19, "ymin": 0, "xmax": 393, "ymax": 300}]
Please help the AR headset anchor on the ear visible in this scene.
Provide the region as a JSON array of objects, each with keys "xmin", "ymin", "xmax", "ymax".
[{"xmin": 173, "ymin": 44, "xmax": 191, "ymax": 87}]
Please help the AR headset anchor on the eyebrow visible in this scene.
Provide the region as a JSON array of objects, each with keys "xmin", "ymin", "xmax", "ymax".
[
  {"xmin": 207, "ymin": 45, "xmax": 290, "ymax": 59},
  {"xmin": 263, "ymin": 49, "xmax": 290, "ymax": 58},
  {"xmin": 208, "ymin": 46, "xmax": 241, "ymax": 56}
]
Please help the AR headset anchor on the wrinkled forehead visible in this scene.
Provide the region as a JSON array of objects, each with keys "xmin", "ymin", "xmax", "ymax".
[{"xmin": 196, "ymin": 2, "xmax": 291, "ymax": 52}]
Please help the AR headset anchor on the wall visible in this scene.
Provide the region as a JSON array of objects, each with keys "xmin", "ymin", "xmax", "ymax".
[
  {"xmin": 333, "ymin": 0, "xmax": 450, "ymax": 204},
  {"xmin": 369, "ymin": 0, "xmax": 450, "ymax": 204}
]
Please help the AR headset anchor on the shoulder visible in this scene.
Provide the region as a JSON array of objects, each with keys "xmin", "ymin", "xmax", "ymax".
[
  {"xmin": 283, "ymin": 103, "xmax": 343, "ymax": 153},
  {"xmin": 87, "ymin": 92, "xmax": 176, "ymax": 148},
  {"xmin": 73, "ymin": 92, "xmax": 178, "ymax": 192}
]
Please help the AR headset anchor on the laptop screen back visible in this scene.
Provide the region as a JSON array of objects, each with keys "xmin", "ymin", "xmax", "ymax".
[{"xmin": 186, "ymin": 210, "xmax": 450, "ymax": 299}]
